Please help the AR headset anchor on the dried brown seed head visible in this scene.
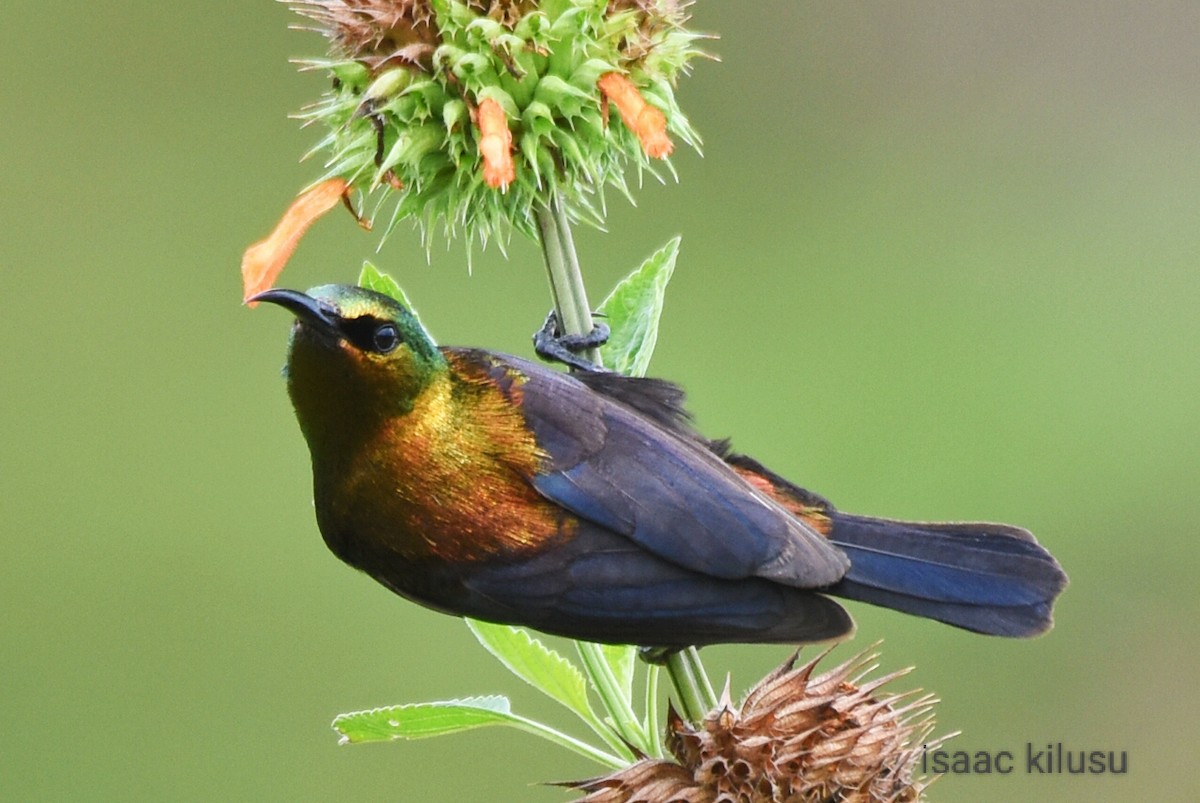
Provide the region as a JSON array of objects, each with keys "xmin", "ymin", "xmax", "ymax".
[{"xmin": 573, "ymin": 649, "xmax": 944, "ymax": 803}]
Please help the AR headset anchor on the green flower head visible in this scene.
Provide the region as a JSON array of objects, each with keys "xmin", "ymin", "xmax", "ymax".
[{"xmin": 287, "ymin": 0, "xmax": 707, "ymax": 250}]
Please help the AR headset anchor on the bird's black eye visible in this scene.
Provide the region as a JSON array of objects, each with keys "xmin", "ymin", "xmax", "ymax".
[
  {"xmin": 373, "ymin": 324, "xmax": 400, "ymax": 353},
  {"xmin": 338, "ymin": 315, "xmax": 403, "ymax": 354}
]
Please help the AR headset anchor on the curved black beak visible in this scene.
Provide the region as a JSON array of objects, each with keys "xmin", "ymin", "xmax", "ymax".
[{"xmin": 249, "ymin": 288, "xmax": 340, "ymax": 337}]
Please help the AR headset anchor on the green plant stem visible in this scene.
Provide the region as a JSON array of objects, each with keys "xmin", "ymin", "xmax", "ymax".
[
  {"xmin": 577, "ymin": 643, "xmax": 650, "ymax": 755},
  {"xmin": 575, "ymin": 710, "xmax": 638, "ymax": 764},
  {"xmin": 505, "ymin": 712, "xmax": 627, "ymax": 769},
  {"xmin": 534, "ymin": 189, "xmax": 717, "ymax": 736},
  {"xmin": 644, "ymin": 664, "xmax": 662, "ymax": 757},
  {"xmin": 664, "ymin": 650, "xmax": 718, "ymax": 724},
  {"xmin": 535, "ymin": 196, "xmax": 600, "ymax": 366}
]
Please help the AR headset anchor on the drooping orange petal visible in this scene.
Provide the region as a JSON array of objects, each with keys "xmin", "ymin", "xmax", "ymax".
[
  {"xmin": 476, "ymin": 97, "xmax": 515, "ymax": 190},
  {"xmin": 241, "ymin": 178, "xmax": 350, "ymax": 305},
  {"xmin": 598, "ymin": 72, "xmax": 674, "ymax": 159}
]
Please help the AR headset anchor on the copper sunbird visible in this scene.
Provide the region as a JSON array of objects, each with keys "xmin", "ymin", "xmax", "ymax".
[{"xmin": 255, "ymin": 284, "xmax": 1066, "ymax": 647}]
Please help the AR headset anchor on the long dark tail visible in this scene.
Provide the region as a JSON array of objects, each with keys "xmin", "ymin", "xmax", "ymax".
[
  {"xmin": 716, "ymin": 451, "xmax": 1068, "ymax": 637},
  {"xmin": 825, "ymin": 513, "xmax": 1068, "ymax": 637}
]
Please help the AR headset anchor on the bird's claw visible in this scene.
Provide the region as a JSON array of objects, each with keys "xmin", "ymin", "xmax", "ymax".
[
  {"xmin": 533, "ymin": 311, "xmax": 610, "ymax": 373},
  {"xmin": 636, "ymin": 646, "xmax": 679, "ymax": 665}
]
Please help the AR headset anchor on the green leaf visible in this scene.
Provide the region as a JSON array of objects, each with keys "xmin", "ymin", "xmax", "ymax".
[
  {"xmin": 465, "ymin": 619, "xmax": 595, "ymax": 723},
  {"xmin": 332, "ymin": 696, "xmax": 627, "ymax": 768},
  {"xmin": 358, "ymin": 261, "xmax": 410, "ymax": 305},
  {"xmin": 357, "ymin": 262, "xmax": 430, "ymax": 332},
  {"xmin": 598, "ymin": 236, "xmax": 680, "ymax": 377},
  {"xmin": 333, "ymin": 696, "xmax": 514, "ymax": 744}
]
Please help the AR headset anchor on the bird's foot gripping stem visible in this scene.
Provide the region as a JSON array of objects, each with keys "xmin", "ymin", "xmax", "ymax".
[{"xmin": 533, "ymin": 310, "xmax": 610, "ymax": 373}]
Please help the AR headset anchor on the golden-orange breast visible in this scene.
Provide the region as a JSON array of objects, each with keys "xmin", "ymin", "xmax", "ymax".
[{"xmin": 323, "ymin": 361, "xmax": 572, "ymax": 564}]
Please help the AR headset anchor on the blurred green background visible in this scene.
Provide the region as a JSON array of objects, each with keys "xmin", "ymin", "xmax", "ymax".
[{"xmin": 3, "ymin": 2, "xmax": 1196, "ymax": 800}]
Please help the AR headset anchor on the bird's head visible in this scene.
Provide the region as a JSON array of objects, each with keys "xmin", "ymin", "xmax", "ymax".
[{"xmin": 253, "ymin": 284, "xmax": 446, "ymax": 453}]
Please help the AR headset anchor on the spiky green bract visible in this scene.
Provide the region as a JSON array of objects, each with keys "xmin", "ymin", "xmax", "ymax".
[{"xmin": 293, "ymin": 0, "xmax": 706, "ymax": 253}]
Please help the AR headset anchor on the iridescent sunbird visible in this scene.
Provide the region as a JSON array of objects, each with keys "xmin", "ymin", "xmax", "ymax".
[{"xmin": 255, "ymin": 284, "xmax": 1066, "ymax": 647}]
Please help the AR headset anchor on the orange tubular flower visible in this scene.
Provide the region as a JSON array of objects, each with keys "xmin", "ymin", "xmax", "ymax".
[
  {"xmin": 477, "ymin": 98, "xmax": 515, "ymax": 190},
  {"xmin": 242, "ymin": 178, "xmax": 353, "ymax": 304},
  {"xmin": 598, "ymin": 72, "xmax": 673, "ymax": 159}
]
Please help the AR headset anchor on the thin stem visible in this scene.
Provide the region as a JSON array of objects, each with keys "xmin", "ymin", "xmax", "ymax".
[
  {"xmin": 577, "ymin": 713, "xmax": 639, "ymax": 764},
  {"xmin": 577, "ymin": 642, "xmax": 650, "ymax": 755},
  {"xmin": 506, "ymin": 713, "xmax": 627, "ymax": 769},
  {"xmin": 687, "ymin": 648, "xmax": 718, "ymax": 709},
  {"xmin": 535, "ymin": 196, "xmax": 601, "ymax": 366},
  {"xmin": 644, "ymin": 664, "xmax": 662, "ymax": 757},
  {"xmin": 664, "ymin": 650, "xmax": 716, "ymax": 724},
  {"xmin": 571, "ymin": 692, "xmax": 639, "ymax": 763}
]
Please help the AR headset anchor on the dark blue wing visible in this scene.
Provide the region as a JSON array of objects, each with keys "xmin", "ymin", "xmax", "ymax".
[
  {"xmin": 461, "ymin": 521, "xmax": 855, "ymax": 647},
  {"xmin": 481, "ymin": 353, "xmax": 850, "ymax": 589}
]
